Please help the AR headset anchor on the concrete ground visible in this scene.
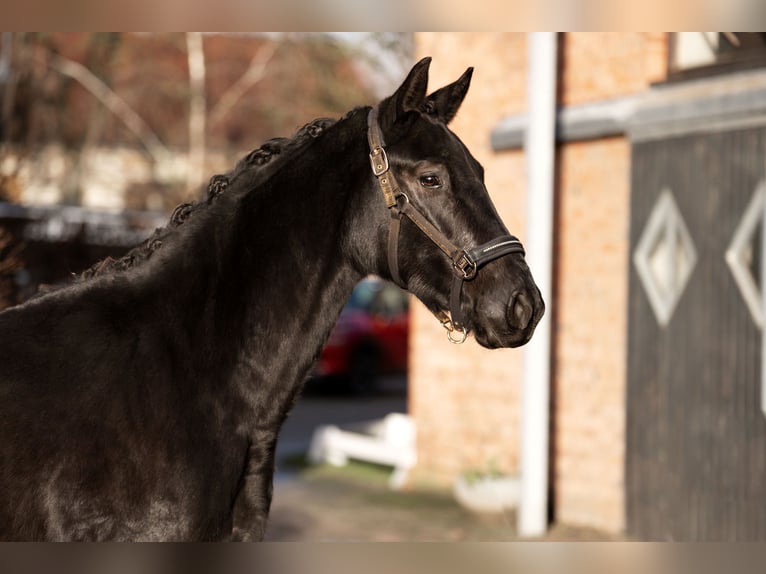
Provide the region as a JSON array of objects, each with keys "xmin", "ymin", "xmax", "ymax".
[
  {"xmin": 266, "ymin": 463, "xmax": 516, "ymax": 541},
  {"xmin": 266, "ymin": 461, "xmax": 614, "ymax": 541},
  {"xmin": 267, "ymin": 377, "xmax": 614, "ymax": 541}
]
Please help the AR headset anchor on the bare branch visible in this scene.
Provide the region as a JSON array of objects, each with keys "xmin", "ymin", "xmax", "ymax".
[
  {"xmin": 723, "ymin": 32, "xmax": 741, "ymax": 47},
  {"xmin": 40, "ymin": 51, "xmax": 170, "ymax": 163},
  {"xmin": 209, "ymin": 41, "xmax": 279, "ymax": 127}
]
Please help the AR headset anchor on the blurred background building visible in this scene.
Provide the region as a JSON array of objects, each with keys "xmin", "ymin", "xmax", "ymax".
[
  {"xmin": 3, "ymin": 32, "xmax": 766, "ymax": 540},
  {"xmin": 409, "ymin": 32, "xmax": 766, "ymax": 541}
]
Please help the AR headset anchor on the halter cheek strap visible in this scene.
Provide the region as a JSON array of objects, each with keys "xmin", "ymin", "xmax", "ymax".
[{"xmin": 367, "ymin": 106, "xmax": 525, "ymax": 343}]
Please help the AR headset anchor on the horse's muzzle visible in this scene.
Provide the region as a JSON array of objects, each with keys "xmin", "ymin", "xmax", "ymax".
[{"xmin": 471, "ymin": 281, "xmax": 544, "ymax": 349}]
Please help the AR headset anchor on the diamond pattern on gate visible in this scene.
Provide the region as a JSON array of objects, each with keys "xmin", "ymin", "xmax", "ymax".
[
  {"xmin": 726, "ymin": 181, "xmax": 765, "ymax": 328},
  {"xmin": 633, "ymin": 189, "xmax": 697, "ymax": 327}
]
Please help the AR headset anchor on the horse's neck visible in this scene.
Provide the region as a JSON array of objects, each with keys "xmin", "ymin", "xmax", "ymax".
[{"xmin": 151, "ymin": 112, "xmax": 374, "ymax": 404}]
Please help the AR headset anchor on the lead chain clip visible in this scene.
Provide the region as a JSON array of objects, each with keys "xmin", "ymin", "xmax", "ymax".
[{"xmin": 441, "ymin": 317, "xmax": 468, "ymax": 344}]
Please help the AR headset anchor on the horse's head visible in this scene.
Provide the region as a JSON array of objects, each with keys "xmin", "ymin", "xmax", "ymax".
[{"xmin": 366, "ymin": 57, "xmax": 544, "ymax": 349}]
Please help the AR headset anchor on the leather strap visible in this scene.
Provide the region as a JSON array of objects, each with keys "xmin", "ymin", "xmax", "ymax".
[
  {"xmin": 388, "ymin": 210, "xmax": 405, "ymax": 287},
  {"xmin": 367, "ymin": 107, "xmax": 400, "ymax": 208},
  {"xmin": 466, "ymin": 236, "xmax": 525, "ymax": 267},
  {"xmin": 397, "ymin": 197, "xmax": 463, "ymax": 263}
]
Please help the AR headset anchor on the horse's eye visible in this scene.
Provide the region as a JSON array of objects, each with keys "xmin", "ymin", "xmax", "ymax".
[{"xmin": 419, "ymin": 175, "xmax": 442, "ymax": 188}]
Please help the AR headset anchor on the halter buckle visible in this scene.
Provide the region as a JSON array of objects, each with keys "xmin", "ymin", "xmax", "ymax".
[
  {"xmin": 453, "ymin": 251, "xmax": 477, "ymax": 280},
  {"xmin": 369, "ymin": 147, "xmax": 389, "ymax": 176}
]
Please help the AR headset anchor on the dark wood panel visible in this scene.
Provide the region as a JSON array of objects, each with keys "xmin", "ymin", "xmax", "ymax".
[{"xmin": 626, "ymin": 126, "xmax": 766, "ymax": 540}]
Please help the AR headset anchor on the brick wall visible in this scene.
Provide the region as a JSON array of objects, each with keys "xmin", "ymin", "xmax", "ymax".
[
  {"xmin": 551, "ymin": 33, "xmax": 666, "ymax": 533},
  {"xmin": 559, "ymin": 32, "xmax": 668, "ymax": 106},
  {"xmin": 409, "ymin": 33, "xmax": 528, "ymax": 485},
  {"xmin": 552, "ymin": 137, "xmax": 630, "ymax": 533},
  {"xmin": 409, "ymin": 33, "xmax": 668, "ymax": 534}
]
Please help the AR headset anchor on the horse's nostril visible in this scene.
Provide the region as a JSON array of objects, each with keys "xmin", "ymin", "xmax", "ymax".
[{"xmin": 510, "ymin": 291, "xmax": 533, "ymax": 330}]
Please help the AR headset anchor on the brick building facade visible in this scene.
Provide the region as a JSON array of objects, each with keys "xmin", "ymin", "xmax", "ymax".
[
  {"xmin": 408, "ymin": 33, "xmax": 667, "ymax": 534},
  {"xmin": 410, "ymin": 32, "xmax": 766, "ymax": 539}
]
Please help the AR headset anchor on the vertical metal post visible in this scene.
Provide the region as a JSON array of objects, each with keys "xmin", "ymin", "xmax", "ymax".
[{"xmin": 519, "ymin": 32, "xmax": 557, "ymax": 538}]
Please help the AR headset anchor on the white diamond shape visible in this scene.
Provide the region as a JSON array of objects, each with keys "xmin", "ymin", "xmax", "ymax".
[
  {"xmin": 634, "ymin": 189, "xmax": 697, "ymax": 327},
  {"xmin": 726, "ymin": 181, "xmax": 765, "ymax": 328}
]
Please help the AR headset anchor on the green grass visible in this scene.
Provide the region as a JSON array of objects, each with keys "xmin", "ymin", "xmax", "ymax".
[
  {"xmin": 280, "ymin": 451, "xmax": 392, "ymax": 484},
  {"xmin": 279, "ymin": 451, "xmax": 459, "ymax": 512}
]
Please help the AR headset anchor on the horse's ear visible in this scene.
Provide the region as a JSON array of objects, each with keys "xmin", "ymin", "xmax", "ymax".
[
  {"xmin": 424, "ymin": 67, "xmax": 473, "ymax": 124},
  {"xmin": 378, "ymin": 56, "xmax": 432, "ymax": 128}
]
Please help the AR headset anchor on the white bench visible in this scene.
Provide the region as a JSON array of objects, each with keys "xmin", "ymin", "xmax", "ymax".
[{"xmin": 308, "ymin": 413, "xmax": 416, "ymax": 489}]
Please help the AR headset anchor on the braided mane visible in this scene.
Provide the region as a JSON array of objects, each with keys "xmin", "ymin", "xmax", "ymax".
[{"xmin": 79, "ymin": 117, "xmax": 339, "ymax": 281}]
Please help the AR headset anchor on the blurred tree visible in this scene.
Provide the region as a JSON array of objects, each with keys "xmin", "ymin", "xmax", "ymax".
[
  {"xmin": 3, "ymin": 33, "xmax": 380, "ymax": 151},
  {"xmin": 45, "ymin": 39, "xmax": 169, "ymax": 162},
  {"xmin": 1, "ymin": 33, "xmax": 381, "ymax": 210},
  {"xmin": 64, "ymin": 33, "xmax": 121, "ymax": 204},
  {"xmin": 339, "ymin": 33, "xmax": 414, "ymax": 98},
  {"xmin": 0, "ymin": 33, "xmax": 398, "ymax": 306},
  {"xmin": 208, "ymin": 39, "xmax": 279, "ymax": 129}
]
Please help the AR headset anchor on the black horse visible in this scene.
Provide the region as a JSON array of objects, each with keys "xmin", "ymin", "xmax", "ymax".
[{"xmin": 0, "ymin": 58, "xmax": 543, "ymax": 541}]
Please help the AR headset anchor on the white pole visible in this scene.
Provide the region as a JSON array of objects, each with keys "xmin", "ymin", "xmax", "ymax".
[{"xmin": 518, "ymin": 32, "xmax": 557, "ymax": 538}]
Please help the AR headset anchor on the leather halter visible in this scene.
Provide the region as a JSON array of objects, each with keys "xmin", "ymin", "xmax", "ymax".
[{"xmin": 367, "ymin": 106, "xmax": 526, "ymax": 343}]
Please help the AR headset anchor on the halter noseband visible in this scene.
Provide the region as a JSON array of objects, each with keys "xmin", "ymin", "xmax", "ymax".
[{"xmin": 367, "ymin": 106, "xmax": 526, "ymax": 343}]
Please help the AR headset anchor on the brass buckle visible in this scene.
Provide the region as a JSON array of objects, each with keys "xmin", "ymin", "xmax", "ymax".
[
  {"xmin": 369, "ymin": 147, "xmax": 389, "ymax": 176},
  {"xmin": 441, "ymin": 317, "xmax": 468, "ymax": 344},
  {"xmin": 453, "ymin": 251, "xmax": 477, "ymax": 280}
]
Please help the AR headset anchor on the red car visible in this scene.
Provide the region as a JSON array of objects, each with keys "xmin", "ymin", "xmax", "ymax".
[{"xmin": 313, "ymin": 278, "xmax": 409, "ymax": 393}]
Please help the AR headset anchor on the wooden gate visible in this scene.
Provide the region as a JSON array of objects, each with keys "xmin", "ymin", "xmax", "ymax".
[{"xmin": 626, "ymin": 126, "xmax": 766, "ymax": 540}]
